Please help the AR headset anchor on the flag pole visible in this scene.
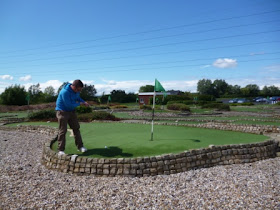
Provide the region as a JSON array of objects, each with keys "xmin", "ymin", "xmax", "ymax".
[{"xmin": 151, "ymin": 90, "xmax": 156, "ymax": 141}]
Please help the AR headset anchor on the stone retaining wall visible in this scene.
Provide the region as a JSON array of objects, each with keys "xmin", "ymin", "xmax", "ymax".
[{"xmin": 1, "ymin": 125, "xmax": 279, "ymax": 177}]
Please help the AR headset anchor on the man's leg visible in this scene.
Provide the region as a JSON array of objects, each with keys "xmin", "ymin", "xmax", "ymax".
[
  {"xmin": 56, "ymin": 111, "xmax": 69, "ymax": 151},
  {"xmin": 68, "ymin": 111, "xmax": 84, "ymax": 149}
]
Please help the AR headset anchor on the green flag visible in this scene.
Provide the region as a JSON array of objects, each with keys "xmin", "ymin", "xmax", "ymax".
[
  {"xmin": 25, "ymin": 94, "xmax": 30, "ymax": 102},
  {"xmin": 155, "ymin": 79, "xmax": 165, "ymax": 92},
  {"xmin": 108, "ymin": 95, "xmax": 111, "ymax": 102}
]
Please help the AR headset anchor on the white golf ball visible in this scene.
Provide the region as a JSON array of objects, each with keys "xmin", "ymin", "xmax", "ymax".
[{"xmin": 105, "ymin": 146, "xmax": 107, "ymax": 149}]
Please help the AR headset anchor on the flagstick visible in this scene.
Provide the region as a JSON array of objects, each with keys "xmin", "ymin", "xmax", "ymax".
[{"xmin": 151, "ymin": 90, "xmax": 156, "ymax": 141}]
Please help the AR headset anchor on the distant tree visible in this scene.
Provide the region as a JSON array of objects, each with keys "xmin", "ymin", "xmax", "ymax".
[
  {"xmin": 197, "ymin": 79, "xmax": 214, "ymax": 95},
  {"xmin": 44, "ymin": 86, "xmax": 55, "ymax": 96},
  {"xmin": 139, "ymin": 85, "xmax": 154, "ymax": 92},
  {"xmin": 261, "ymin": 85, "xmax": 280, "ymax": 96},
  {"xmin": 167, "ymin": 90, "xmax": 184, "ymax": 95},
  {"xmin": 57, "ymin": 82, "xmax": 68, "ymax": 95},
  {"xmin": 80, "ymin": 84, "xmax": 97, "ymax": 101},
  {"xmin": 0, "ymin": 85, "xmax": 27, "ymax": 105},
  {"xmin": 240, "ymin": 87, "xmax": 250, "ymax": 97},
  {"xmin": 111, "ymin": 90, "xmax": 126, "ymax": 103},
  {"xmin": 44, "ymin": 86, "xmax": 56, "ymax": 102},
  {"xmin": 245, "ymin": 84, "xmax": 260, "ymax": 97},
  {"xmin": 28, "ymin": 83, "xmax": 44, "ymax": 104},
  {"xmin": 227, "ymin": 85, "xmax": 241, "ymax": 96},
  {"xmin": 213, "ymin": 79, "xmax": 229, "ymax": 97}
]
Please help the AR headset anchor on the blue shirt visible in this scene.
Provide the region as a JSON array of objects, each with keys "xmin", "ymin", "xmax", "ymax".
[{"xmin": 55, "ymin": 83, "xmax": 85, "ymax": 111}]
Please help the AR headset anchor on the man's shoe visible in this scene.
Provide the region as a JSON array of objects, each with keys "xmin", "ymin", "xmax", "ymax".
[
  {"xmin": 58, "ymin": 151, "xmax": 65, "ymax": 155},
  {"xmin": 79, "ymin": 147, "xmax": 87, "ymax": 153}
]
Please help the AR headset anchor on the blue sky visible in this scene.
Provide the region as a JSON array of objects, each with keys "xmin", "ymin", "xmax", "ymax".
[{"xmin": 0, "ymin": 0, "xmax": 279, "ymax": 95}]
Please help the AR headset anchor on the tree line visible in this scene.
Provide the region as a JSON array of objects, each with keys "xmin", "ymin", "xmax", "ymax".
[
  {"xmin": 0, "ymin": 82, "xmax": 138, "ymax": 106},
  {"xmin": 1, "ymin": 79, "xmax": 279, "ymax": 106},
  {"xmin": 197, "ymin": 79, "xmax": 280, "ymax": 98}
]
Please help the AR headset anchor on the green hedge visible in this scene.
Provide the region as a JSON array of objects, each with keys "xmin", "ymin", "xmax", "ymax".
[
  {"xmin": 75, "ymin": 106, "xmax": 93, "ymax": 114},
  {"xmin": 140, "ymin": 105, "xmax": 152, "ymax": 110},
  {"xmin": 77, "ymin": 111, "xmax": 119, "ymax": 121},
  {"xmin": 167, "ymin": 100, "xmax": 194, "ymax": 105},
  {"xmin": 111, "ymin": 105, "xmax": 128, "ymax": 109},
  {"xmin": 230, "ymin": 102, "xmax": 254, "ymax": 106},
  {"xmin": 28, "ymin": 109, "xmax": 56, "ymax": 120},
  {"xmin": 167, "ymin": 103, "xmax": 190, "ymax": 111}
]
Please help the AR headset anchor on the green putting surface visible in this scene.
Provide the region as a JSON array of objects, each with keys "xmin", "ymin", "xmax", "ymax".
[{"xmin": 50, "ymin": 122, "xmax": 268, "ymax": 158}]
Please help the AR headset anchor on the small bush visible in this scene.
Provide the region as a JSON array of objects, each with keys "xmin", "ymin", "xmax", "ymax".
[
  {"xmin": 91, "ymin": 111, "xmax": 119, "ymax": 121},
  {"xmin": 167, "ymin": 103, "xmax": 190, "ymax": 111},
  {"xmin": 229, "ymin": 102, "xmax": 254, "ymax": 106},
  {"xmin": 240, "ymin": 102, "xmax": 254, "ymax": 106},
  {"xmin": 75, "ymin": 106, "xmax": 92, "ymax": 114},
  {"xmin": 92, "ymin": 105, "xmax": 110, "ymax": 110},
  {"xmin": 140, "ymin": 105, "xmax": 152, "ymax": 110},
  {"xmin": 167, "ymin": 100, "xmax": 194, "ymax": 105},
  {"xmin": 111, "ymin": 105, "xmax": 128, "ymax": 109},
  {"xmin": 77, "ymin": 113, "xmax": 94, "ymax": 122},
  {"xmin": 77, "ymin": 111, "xmax": 119, "ymax": 121},
  {"xmin": 28, "ymin": 109, "xmax": 56, "ymax": 120}
]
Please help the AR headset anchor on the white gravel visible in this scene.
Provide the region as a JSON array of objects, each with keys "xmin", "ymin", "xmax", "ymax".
[{"xmin": 0, "ymin": 130, "xmax": 279, "ymax": 209}]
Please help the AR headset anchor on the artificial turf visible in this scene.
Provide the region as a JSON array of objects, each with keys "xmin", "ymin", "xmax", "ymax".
[
  {"xmin": 6, "ymin": 121, "xmax": 269, "ymax": 158},
  {"xmin": 51, "ymin": 122, "xmax": 268, "ymax": 158}
]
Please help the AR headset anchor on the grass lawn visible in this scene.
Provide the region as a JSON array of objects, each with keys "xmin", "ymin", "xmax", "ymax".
[
  {"xmin": 156, "ymin": 120, "xmax": 206, "ymax": 125},
  {"xmin": 0, "ymin": 111, "xmax": 29, "ymax": 119},
  {"xmin": 6, "ymin": 121, "xmax": 269, "ymax": 158},
  {"xmin": 230, "ymin": 105, "xmax": 274, "ymax": 113}
]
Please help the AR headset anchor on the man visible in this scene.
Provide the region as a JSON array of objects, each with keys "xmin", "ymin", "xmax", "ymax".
[{"xmin": 55, "ymin": 79, "xmax": 89, "ymax": 155}]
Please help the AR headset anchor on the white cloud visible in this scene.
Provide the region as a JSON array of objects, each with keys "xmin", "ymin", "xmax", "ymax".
[
  {"xmin": 40, "ymin": 80, "xmax": 63, "ymax": 91},
  {"xmin": 22, "ymin": 80, "xmax": 63, "ymax": 93},
  {"xmin": 19, "ymin": 75, "xmax": 32, "ymax": 82},
  {"xmin": 200, "ymin": 65, "xmax": 211, "ymax": 69},
  {"xmin": 264, "ymin": 65, "xmax": 280, "ymax": 72},
  {"xmin": 213, "ymin": 58, "xmax": 237, "ymax": 68},
  {"xmin": 249, "ymin": 52, "xmax": 265, "ymax": 56},
  {"xmin": 94, "ymin": 79, "xmax": 198, "ymax": 95},
  {"xmin": 0, "ymin": 75, "xmax": 13, "ymax": 80}
]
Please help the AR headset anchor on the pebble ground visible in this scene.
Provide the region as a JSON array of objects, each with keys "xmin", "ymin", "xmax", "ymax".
[{"xmin": 0, "ymin": 130, "xmax": 279, "ymax": 209}]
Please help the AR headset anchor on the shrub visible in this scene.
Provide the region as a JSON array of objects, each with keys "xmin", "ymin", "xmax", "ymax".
[
  {"xmin": 28, "ymin": 109, "xmax": 56, "ymax": 120},
  {"xmin": 92, "ymin": 105, "xmax": 110, "ymax": 110},
  {"xmin": 229, "ymin": 102, "xmax": 254, "ymax": 106},
  {"xmin": 167, "ymin": 103, "xmax": 190, "ymax": 111},
  {"xmin": 78, "ymin": 111, "xmax": 119, "ymax": 121},
  {"xmin": 201, "ymin": 103, "xmax": 230, "ymax": 111},
  {"xmin": 167, "ymin": 100, "xmax": 194, "ymax": 105},
  {"xmin": 111, "ymin": 105, "xmax": 128, "ymax": 109},
  {"xmin": 240, "ymin": 102, "xmax": 254, "ymax": 106},
  {"xmin": 75, "ymin": 106, "xmax": 92, "ymax": 114},
  {"xmin": 140, "ymin": 105, "xmax": 152, "ymax": 110}
]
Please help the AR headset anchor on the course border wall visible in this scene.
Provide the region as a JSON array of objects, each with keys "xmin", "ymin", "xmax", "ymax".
[{"xmin": 0, "ymin": 124, "xmax": 279, "ymax": 177}]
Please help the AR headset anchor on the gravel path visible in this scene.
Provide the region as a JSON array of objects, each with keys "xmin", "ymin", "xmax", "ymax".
[{"xmin": 1, "ymin": 130, "xmax": 279, "ymax": 209}]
